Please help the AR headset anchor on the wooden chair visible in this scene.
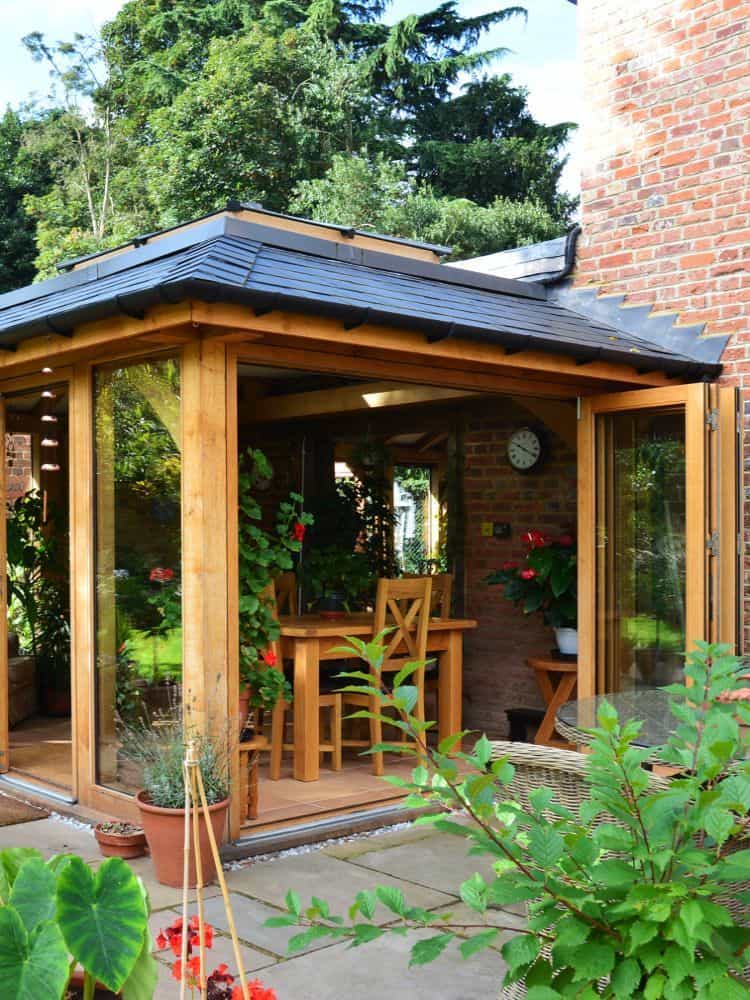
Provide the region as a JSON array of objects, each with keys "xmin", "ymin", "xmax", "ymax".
[
  {"xmin": 341, "ymin": 576, "xmax": 432, "ymax": 776},
  {"xmin": 259, "ymin": 581, "xmax": 343, "ymax": 781},
  {"xmin": 404, "ymin": 573, "xmax": 453, "ymax": 723},
  {"xmin": 274, "ymin": 571, "xmax": 298, "ymax": 616}
]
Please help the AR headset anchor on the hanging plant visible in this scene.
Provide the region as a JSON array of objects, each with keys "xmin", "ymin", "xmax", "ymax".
[{"xmin": 238, "ymin": 448, "xmax": 313, "ymax": 711}]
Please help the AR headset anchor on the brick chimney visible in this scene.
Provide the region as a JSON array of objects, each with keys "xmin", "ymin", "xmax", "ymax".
[{"xmin": 574, "ymin": 0, "xmax": 750, "ymax": 381}]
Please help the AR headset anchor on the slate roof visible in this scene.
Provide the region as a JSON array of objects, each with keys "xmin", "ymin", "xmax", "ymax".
[
  {"xmin": 0, "ymin": 212, "xmax": 719, "ymax": 378},
  {"xmin": 450, "ymin": 236, "xmax": 570, "ymax": 284}
]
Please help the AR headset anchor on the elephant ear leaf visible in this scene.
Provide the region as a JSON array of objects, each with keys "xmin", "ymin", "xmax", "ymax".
[
  {"xmin": 0, "ymin": 906, "xmax": 69, "ymax": 1000},
  {"xmin": 121, "ymin": 929, "xmax": 160, "ymax": 1000},
  {"xmin": 9, "ymin": 858, "xmax": 57, "ymax": 931},
  {"xmin": 0, "ymin": 848, "xmax": 45, "ymax": 902},
  {"xmin": 56, "ymin": 856, "xmax": 147, "ymax": 993}
]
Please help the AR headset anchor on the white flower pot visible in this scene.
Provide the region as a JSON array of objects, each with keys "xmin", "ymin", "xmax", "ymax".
[{"xmin": 554, "ymin": 627, "xmax": 578, "ymax": 656}]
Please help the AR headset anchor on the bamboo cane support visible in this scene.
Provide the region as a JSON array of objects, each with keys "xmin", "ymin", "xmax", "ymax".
[
  {"xmin": 180, "ymin": 751, "xmax": 192, "ymax": 1000},
  {"xmin": 194, "ymin": 763, "xmax": 250, "ymax": 1000},
  {"xmin": 190, "ymin": 763, "xmax": 208, "ymax": 1000}
]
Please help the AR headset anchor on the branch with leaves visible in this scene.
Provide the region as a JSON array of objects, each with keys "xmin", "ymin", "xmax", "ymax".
[{"xmin": 267, "ymin": 638, "xmax": 750, "ymax": 996}]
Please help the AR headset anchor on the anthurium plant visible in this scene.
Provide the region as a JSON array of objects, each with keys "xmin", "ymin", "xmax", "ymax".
[
  {"xmin": 238, "ymin": 448, "xmax": 313, "ymax": 711},
  {"xmin": 486, "ymin": 530, "xmax": 576, "ymax": 629},
  {"xmin": 270, "ymin": 640, "xmax": 750, "ymax": 997},
  {"xmin": 0, "ymin": 848, "xmax": 157, "ymax": 1000}
]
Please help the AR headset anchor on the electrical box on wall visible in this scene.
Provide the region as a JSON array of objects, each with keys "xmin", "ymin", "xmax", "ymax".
[{"xmin": 481, "ymin": 521, "xmax": 511, "ymax": 538}]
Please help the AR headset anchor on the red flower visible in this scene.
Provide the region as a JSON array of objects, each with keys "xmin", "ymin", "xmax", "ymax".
[
  {"xmin": 150, "ymin": 567, "xmax": 175, "ymax": 583},
  {"xmin": 521, "ymin": 530, "xmax": 548, "ymax": 550},
  {"xmin": 262, "ymin": 648, "xmax": 277, "ymax": 667},
  {"xmin": 168, "ymin": 933, "xmax": 182, "ymax": 958},
  {"xmin": 210, "ymin": 964, "xmax": 235, "ymax": 984},
  {"xmin": 171, "ymin": 960, "xmax": 183, "ymax": 982},
  {"xmin": 187, "ymin": 955, "xmax": 204, "ymax": 978},
  {"xmin": 232, "ymin": 983, "xmax": 278, "ymax": 1000},
  {"xmin": 292, "ymin": 521, "xmax": 306, "ymax": 542},
  {"xmin": 520, "ymin": 568, "xmax": 537, "ymax": 580},
  {"xmin": 502, "ymin": 561, "xmax": 518, "ymax": 571},
  {"xmin": 558, "ymin": 534, "xmax": 574, "ymax": 547},
  {"xmin": 155, "ymin": 932, "xmax": 167, "ymax": 950}
]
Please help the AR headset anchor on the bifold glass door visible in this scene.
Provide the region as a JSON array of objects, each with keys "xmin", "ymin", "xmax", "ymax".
[{"xmin": 578, "ymin": 384, "xmax": 739, "ymax": 699}]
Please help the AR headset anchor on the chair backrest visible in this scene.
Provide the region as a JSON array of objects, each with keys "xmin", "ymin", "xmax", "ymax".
[
  {"xmin": 275, "ymin": 571, "xmax": 298, "ymax": 616},
  {"xmin": 373, "ymin": 576, "xmax": 432, "ymax": 673},
  {"xmin": 401, "ymin": 572, "xmax": 453, "ymax": 617}
]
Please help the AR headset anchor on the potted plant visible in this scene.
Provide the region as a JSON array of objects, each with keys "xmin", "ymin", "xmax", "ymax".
[
  {"xmin": 237, "ymin": 448, "xmax": 312, "ymax": 727},
  {"xmin": 302, "ymin": 545, "xmax": 373, "ymax": 618},
  {"xmin": 94, "ymin": 819, "xmax": 147, "ymax": 859},
  {"xmin": 486, "ymin": 530, "xmax": 577, "ymax": 655},
  {"xmin": 119, "ymin": 717, "xmax": 230, "ymax": 888}
]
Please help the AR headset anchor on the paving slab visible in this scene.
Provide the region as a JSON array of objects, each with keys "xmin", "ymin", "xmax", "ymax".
[
  {"xmin": 200, "ymin": 892, "xmax": 333, "ymax": 958},
  {"xmin": 323, "ymin": 822, "xmax": 438, "ymax": 860},
  {"xmin": 0, "ymin": 818, "xmax": 98, "ymax": 860},
  {"xmin": 348, "ymin": 831, "xmax": 495, "ymax": 897},
  {"xmin": 258, "ymin": 927, "xmax": 507, "ymax": 1000},
  {"xmin": 93, "ymin": 854, "xmax": 223, "ymax": 911},
  {"xmin": 226, "ymin": 851, "xmax": 455, "ymax": 920}
]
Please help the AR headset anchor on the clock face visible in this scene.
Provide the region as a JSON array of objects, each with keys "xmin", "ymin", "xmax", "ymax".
[{"xmin": 508, "ymin": 427, "xmax": 543, "ymax": 471}]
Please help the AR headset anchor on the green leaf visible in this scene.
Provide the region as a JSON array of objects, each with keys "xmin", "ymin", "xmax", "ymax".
[
  {"xmin": 375, "ymin": 885, "xmax": 406, "ymax": 916},
  {"xmin": 0, "ymin": 849, "xmax": 45, "ymax": 902},
  {"xmin": 644, "ymin": 973, "xmax": 666, "ymax": 999},
  {"xmin": 9, "ymin": 859, "xmax": 57, "ymax": 932},
  {"xmin": 0, "ymin": 908, "xmax": 69, "ymax": 1000},
  {"xmin": 352, "ymin": 890, "xmax": 377, "ymax": 920},
  {"xmin": 121, "ymin": 930, "xmax": 159, "ymax": 1000},
  {"xmin": 459, "ymin": 873, "xmax": 487, "ymax": 913},
  {"xmin": 502, "ymin": 933, "xmax": 541, "ymax": 972},
  {"xmin": 526, "ymin": 988, "xmax": 561, "ymax": 1000},
  {"xmin": 610, "ymin": 957, "xmax": 642, "ymax": 997},
  {"xmin": 265, "ymin": 915, "xmax": 298, "ymax": 928},
  {"xmin": 528, "ymin": 826, "xmax": 564, "ymax": 867},
  {"xmin": 287, "ymin": 926, "xmax": 333, "ymax": 953},
  {"xmin": 286, "ymin": 889, "xmax": 302, "ymax": 916},
  {"xmin": 680, "ymin": 899, "xmax": 703, "ymax": 937},
  {"xmin": 56, "ymin": 856, "xmax": 147, "ymax": 993},
  {"xmin": 570, "ymin": 942, "xmax": 616, "ymax": 981},
  {"xmin": 473, "ymin": 735, "xmax": 492, "ymax": 766},
  {"xmin": 460, "ymin": 929, "xmax": 499, "ymax": 959},
  {"xmin": 409, "ymin": 933, "xmax": 453, "ymax": 966}
]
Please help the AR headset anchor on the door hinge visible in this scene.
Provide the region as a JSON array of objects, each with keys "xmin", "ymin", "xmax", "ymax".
[
  {"xmin": 707, "ymin": 531, "xmax": 719, "ymax": 556},
  {"xmin": 706, "ymin": 408, "xmax": 719, "ymax": 431}
]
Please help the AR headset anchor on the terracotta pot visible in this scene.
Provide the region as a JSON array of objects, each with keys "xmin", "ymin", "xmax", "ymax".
[
  {"xmin": 94, "ymin": 825, "xmax": 146, "ymax": 860},
  {"xmin": 136, "ymin": 791, "xmax": 229, "ymax": 888}
]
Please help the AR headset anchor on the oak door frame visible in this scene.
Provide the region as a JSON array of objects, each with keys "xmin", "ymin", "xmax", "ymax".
[{"xmin": 577, "ymin": 383, "xmax": 718, "ymax": 700}]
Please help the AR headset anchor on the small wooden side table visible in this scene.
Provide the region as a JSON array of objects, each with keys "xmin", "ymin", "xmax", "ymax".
[{"xmin": 526, "ymin": 657, "xmax": 578, "ymax": 748}]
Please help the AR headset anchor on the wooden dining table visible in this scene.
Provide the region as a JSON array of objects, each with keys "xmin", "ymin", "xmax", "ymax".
[{"xmin": 279, "ymin": 613, "xmax": 477, "ymax": 781}]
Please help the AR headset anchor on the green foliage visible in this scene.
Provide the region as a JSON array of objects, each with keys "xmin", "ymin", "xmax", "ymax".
[
  {"xmin": 238, "ymin": 448, "xmax": 312, "ymax": 708},
  {"xmin": 6, "ymin": 490, "xmax": 70, "ymax": 691},
  {"xmin": 290, "ymin": 154, "xmax": 565, "ymax": 260},
  {"xmin": 271, "ymin": 640, "xmax": 750, "ymax": 996},
  {"xmin": 301, "ymin": 545, "xmax": 374, "ymax": 610},
  {"xmin": 0, "ymin": 849, "xmax": 154, "ymax": 999},
  {"xmin": 119, "ymin": 717, "xmax": 229, "ymax": 809},
  {"xmin": 487, "ymin": 530, "xmax": 576, "ymax": 629},
  {"xmin": 0, "ymin": 0, "xmax": 575, "ymax": 282}
]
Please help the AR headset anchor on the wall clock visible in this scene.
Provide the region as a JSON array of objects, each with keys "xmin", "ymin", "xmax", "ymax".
[{"xmin": 507, "ymin": 426, "xmax": 544, "ymax": 472}]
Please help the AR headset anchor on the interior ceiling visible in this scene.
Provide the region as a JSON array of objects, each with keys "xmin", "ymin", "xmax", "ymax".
[{"xmin": 5, "ymin": 385, "xmax": 68, "ymax": 415}]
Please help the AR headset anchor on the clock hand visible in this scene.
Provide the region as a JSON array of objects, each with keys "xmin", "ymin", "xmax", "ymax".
[{"xmin": 513, "ymin": 441, "xmax": 537, "ymax": 458}]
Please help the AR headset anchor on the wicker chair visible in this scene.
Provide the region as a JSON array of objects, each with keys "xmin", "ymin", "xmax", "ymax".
[{"xmin": 489, "ymin": 741, "xmax": 749, "ymax": 997}]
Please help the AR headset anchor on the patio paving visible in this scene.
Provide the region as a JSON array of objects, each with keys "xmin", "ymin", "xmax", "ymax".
[{"xmin": 0, "ymin": 813, "xmax": 514, "ymax": 998}]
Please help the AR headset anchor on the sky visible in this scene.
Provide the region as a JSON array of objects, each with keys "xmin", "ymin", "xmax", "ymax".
[{"xmin": 0, "ymin": 0, "xmax": 581, "ymax": 194}]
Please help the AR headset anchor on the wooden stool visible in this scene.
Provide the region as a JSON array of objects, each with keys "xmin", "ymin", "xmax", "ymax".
[
  {"xmin": 238, "ymin": 735, "xmax": 269, "ymax": 821},
  {"xmin": 526, "ymin": 657, "xmax": 577, "ymax": 749},
  {"xmin": 269, "ymin": 694, "xmax": 342, "ymax": 779}
]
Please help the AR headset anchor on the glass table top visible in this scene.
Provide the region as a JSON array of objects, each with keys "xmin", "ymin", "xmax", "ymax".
[{"xmin": 556, "ymin": 688, "xmax": 674, "ymax": 747}]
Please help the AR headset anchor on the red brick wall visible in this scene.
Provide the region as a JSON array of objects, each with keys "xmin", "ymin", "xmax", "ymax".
[
  {"xmin": 461, "ymin": 402, "xmax": 577, "ymax": 736},
  {"xmin": 5, "ymin": 434, "xmax": 33, "ymax": 503},
  {"xmin": 576, "ymin": 0, "xmax": 750, "ymax": 649},
  {"xmin": 576, "ymin": 0, "xmax": 750, "ymax": 340}
]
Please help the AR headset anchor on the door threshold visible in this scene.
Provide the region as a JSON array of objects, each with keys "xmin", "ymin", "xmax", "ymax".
[
  {"xmin": 225, "ymin": 802, "xmax": 437, "ymax": 860},
  {"xmin": 0, "ymin": 772, "xmax": 76, "ymax": 805}
]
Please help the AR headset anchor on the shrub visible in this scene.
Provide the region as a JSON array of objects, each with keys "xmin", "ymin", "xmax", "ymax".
[{"xmin": 270, "ymin": 640, "xmax": 750, "ymax": 996}]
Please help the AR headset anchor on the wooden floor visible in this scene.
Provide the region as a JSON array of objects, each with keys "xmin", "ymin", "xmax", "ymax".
[
  {"xmin": 242, "ymin": 753, "xmax": 414, "ymax": 832},
  {"xmin": 9, "ymin": 715, "xmax": 73, "ymax": 791}
]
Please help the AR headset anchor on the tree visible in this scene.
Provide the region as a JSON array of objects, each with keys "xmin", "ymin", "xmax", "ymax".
[
  {"xmin": 290, "ymin": 154, "xmax": 564, "ymax": 259},
  {"xmin": 142, "ymin": 26, "xmax": 371, "ymax": 219},
  {"xmin": 0, "ymin": 109, "xmax": 50, "ymax": 291}
]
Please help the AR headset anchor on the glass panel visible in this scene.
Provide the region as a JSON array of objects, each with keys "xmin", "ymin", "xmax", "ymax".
[
  {"xmin": 94, "ymin": 357, "xmax": 181, "ymax": 792},
  {"xmin": 596, "ymin": 408, "xmax": 686, "ymax": 693}
]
